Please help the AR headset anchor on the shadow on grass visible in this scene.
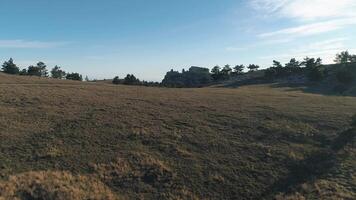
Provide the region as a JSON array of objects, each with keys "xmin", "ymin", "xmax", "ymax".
[
  {"xmin": 261, "ymin": 128, "xmax": 356, "ymax": 199},
  {"xmin": 269, "ymin": 82, "xmax": 348, "ymax": 97},
  {"xmin": 221, "ymin": 78, "xmax": 356, "ymax": 97},
  {"xmin": 215, "ymin": 77, "xmax": 271, "ymax": 88}
]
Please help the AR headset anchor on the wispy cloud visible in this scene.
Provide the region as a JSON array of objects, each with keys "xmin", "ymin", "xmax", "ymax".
[
  {"xmin": 259, "ymin": 17, "xmax": 356, "ymax": 38},
  {"xmin": 250, "ymin": 0, "xmax": 356, "ymax": 21},
  {"xmin": 260, "ymin": 38, "xmax": 351, "ymax": 63},
  {"xmin": 278, "ymin": 0, "xmax": 356, "ymax": 21},
  {"xmin": 250, "ymin": 0, "xmax": 289, "ymax": 14},
  {"xmin": 0, "ymin": 40, "xmax": 69, "ymax": 49},
  {"xmin": 251, "ymin": 0, "xmax": 356, "ymax": 40}
]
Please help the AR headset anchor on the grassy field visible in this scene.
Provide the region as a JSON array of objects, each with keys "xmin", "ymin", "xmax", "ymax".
[{"xmin": 0, "ymin": 73, "xmax": 355, "ymax": 199}]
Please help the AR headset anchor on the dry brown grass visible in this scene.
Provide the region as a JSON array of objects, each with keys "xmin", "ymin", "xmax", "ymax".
[
  {"xmin": 92, "ymin": 152, "xmax": 199, "ymax": 199},
  {"xmin": 0, "ymin": 73, "xmax": 356, "ymax": 199},
  {"xmin": 0, "ymin": 171, "xmax": 119, "ymax": 200},
  {"xmin": 276, "ymin": 179, "xmax": 356, "ymax": 200}
]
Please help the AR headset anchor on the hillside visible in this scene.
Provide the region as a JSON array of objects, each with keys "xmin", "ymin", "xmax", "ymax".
[
  {"xmin": 221, "ymin": 63, "xmax": 356, "ymax": 97},
  {"xmin": 0, "ymin": 73, "xmax": 356, "ymax": 199}
]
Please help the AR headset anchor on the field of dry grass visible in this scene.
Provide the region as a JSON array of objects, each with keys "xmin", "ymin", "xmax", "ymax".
[{"xmin": 0, "ymin": 72, "xmax": 355, "ymax": 199}]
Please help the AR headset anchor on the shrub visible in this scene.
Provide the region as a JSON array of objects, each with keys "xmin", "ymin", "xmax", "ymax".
[
  {"xmin": 19, "ymin": 69, "xmax": 28, "ymax": 75},
  {"xmin": 123, "ymin": 74, "xmax": 140, "ymax": 85},
  {"xmin": 27, "ymin": 65, "xmax": 42, "ymax": 76},
  {"xmin": 66, "ymin": 73, "xmax": 83, "ymax": 81},
  {"xmin": 112, "ymin": 76, "xmax": 120, "ymax": 84},
  {"xmin": 51, "ymin": 66, "xmax": 66, "ymax": 79}
]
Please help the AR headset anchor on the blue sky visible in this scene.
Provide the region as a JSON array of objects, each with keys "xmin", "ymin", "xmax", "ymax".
[{"xmin": 1, "ymin": 0, "xmax": 356, "ymax": 81}]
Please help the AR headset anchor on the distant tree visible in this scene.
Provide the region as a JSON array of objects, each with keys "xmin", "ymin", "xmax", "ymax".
[
  {"xmin": 85, "ymin": 76, "xmax": 90, "ymax": 82},
  {"xmin": 27, "ymin": 62, "xmax": 48, "ymax": 77},
  {"xmin": 221, "ymin": 64, "xmax": 232, "ymax": 75},
  {"xmin": 211, "ymin": 65, "xmax": 221, "ymax": 81},
  {"xmin": 19, "ymin": 68, "xmax": 27, "ymax": 75},
  {"xmin": 123, "ymin": 74, "xmax": 140, "ymax": 85},
  {"xmin": 285, "ymin": 58, "xmax": 302, "ymax": 74},
  {"xmin": 66, "ymin": 72, "xmax": 82, "ymax": 81},
  {"xmin": 27, "ymin": 65, "xmax": 41, "ymax": 76},
  {"xmin": 185, "ymin": 66, "xmax": 212, "ymax": 86},
  {"xmin": 221, "ymin": 64, "xmax": 232, "ymax": 79},
  {"xmin": 264, "ymin": 60, "xmax": 283, "ymax": 80},
  {"xmin": 211, "ymin": 65, "xmax": 220, "ymax": 74},
  {"xmin": 1, "ymin": 58, "xmax": 19, "ymax": 74},
  {"xmin": 233, "ymin": 65, "xmax": 245, "ymax": 75},
  {"xmin": 112, "ymin": 76, "xmax": 120, "ymax": 84},
  {"xmin": 36, "ymin": 62, "xmax": 48, "ymax": 77},
  {"xmin": 143, "ymin": 80, "xmax": 160, "ymax": 87},
  {"xmin": 285, "ymin": 58, "xmax": 300, "ymax": 68},
  {"xmin": 335, "ymin": 51, "xmax": 351, "ymax": 64},
  {"xmin": 303, "ymin": 57, "xmax": 323, "ymax": 82},
  {"xmin": 272, "ymin": 60, "xmax": 283, "ymax": 68},
  {"xmin": 248, "ymin": 64, "xmax": 259, "ymax": 72},
  {"xmin": 51, "ymin": 66, "xmax": 66, "ymax": 79},
  {"xmin": 302, "ymin": 57, "xmax": 322, "ymax": 69},
  {"xmin": 350, "ymin": 55, "xmax": 356, "ymax": 63}
]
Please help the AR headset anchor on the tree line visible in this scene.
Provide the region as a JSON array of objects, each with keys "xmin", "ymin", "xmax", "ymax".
[
  {"xmin": 262, "ymin": 51, "xmax": 356, "ymax": 94},
  {"xmin": 110, "ymin": 62, "xmax": 261, "ymax": 87},
  {"xmin": 264, "ymin": 51, "xmax": 356, "ymax": 83},
  {"xmin": 112, "ymin": 74, "xmax": 160, "ymax": 87},
  {"xmin": 1, "ymin": 58, "xmax": 83, "ymax": 81},
  {"xmin": 158, "ymin": 64, "xmax": 261, "ymax": 87},
  {"xmin": 2, "ymin": 50, "xmax": 355, "ymax": 88},
  {"xmin": 264, "ymin": 57, "xmax": 323, "ymax": 81},
  {"xmin": 158, "ymin": 51, "xmax": 356, "ymax": 88}
]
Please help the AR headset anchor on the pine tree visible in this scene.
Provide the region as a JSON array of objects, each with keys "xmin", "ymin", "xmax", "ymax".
[{"xmin": 1, "ymin": 58, "xmax": 19, "ymax": 74}]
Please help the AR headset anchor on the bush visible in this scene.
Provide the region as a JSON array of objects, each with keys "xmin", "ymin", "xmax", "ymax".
[
  {"xmin": 51, "ymin": 66, "xmax": 66, "ymax": 79},
  {"xmin": 19, "ymin": 69, "xmax": 28, "ymax": 75},
  {"xmin": 27, "ymin": 65, "xmax": 42, "ymax": 76},
  {"xmin": 112, "ymin": 76, "xmax": 120, "ymax": 84},
  {"xmin": 123, "ymin": 74, "xmax": 140, "ymax": 85},
  {"xmin": 27, "ymin": 62, "xmax": 48, "ymax": 77},
  {"xmin": 66, "ymin": 73, "xmax": 83, "ymax": 81}
]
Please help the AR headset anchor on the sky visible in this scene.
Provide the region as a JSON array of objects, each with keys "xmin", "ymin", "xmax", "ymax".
[{"xmin": 0, "ymin": 0, "xmax": 356, "ymax": 81}]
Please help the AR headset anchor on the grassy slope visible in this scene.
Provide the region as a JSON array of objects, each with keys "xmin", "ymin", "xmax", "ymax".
[
  {"xmin": 0, "ymin": 73, "xmax": 355, "ymax": 199},
  {"xmin": 222, "ymin": 63, "xmax": 356, "ymax": 97}
]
